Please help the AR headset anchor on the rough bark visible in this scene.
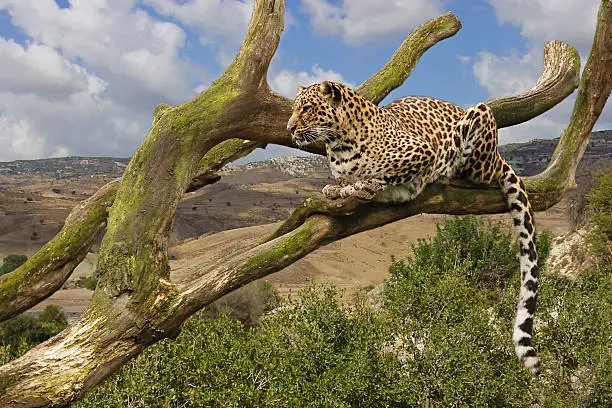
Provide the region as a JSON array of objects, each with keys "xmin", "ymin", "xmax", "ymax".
[{"xmin": 1, "ymin": 0, "xmax": 609, "ymax": 406}]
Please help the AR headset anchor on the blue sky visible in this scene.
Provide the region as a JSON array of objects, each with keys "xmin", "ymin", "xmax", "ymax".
[{"xmin": 0, "ymin": 0, "xmax": 609, "ymax": 162}]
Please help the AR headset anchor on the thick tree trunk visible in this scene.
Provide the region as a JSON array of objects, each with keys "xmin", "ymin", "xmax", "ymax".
[{"xmin": 0, "ymin": 0, "xmax": 609, "ymax": 406}]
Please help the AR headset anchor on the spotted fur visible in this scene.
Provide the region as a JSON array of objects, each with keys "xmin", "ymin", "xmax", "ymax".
[{"xmin": 287, "ymin": 81, "xmax": 540, "ymax": 374}]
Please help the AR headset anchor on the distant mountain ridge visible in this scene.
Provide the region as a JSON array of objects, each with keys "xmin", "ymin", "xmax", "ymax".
[
  {"xmin": 1, "ymin": 130, "xmax": 610, "ymax": 178},
  {"xmin": 499, "ymin": 130, "xmax": 611, "ymax": 175},
  {"xmin": 0, "ymin": 157, "xmax": 130, "ymax": 178}
]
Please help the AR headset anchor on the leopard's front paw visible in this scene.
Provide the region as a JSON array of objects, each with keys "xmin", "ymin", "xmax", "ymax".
[
  {"xmin": 354, "ymin": 180, "xmax": 383, "ymax": 194},
  {"xmin": 322, "ymin": 184, "xmax": 342, "ymax": 199},
  {"xmin": 339, "ymin": 185, "xmax": 357, "ymax": 198},
  {"xmin": 351, "ymin": 189, "xmax": 376, "ymax": 200}
]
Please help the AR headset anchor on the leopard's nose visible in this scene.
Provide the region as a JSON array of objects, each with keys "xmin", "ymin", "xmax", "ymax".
[{"xmin": 287, "ymin": 123, "xmax": 297, "ymax": 135}]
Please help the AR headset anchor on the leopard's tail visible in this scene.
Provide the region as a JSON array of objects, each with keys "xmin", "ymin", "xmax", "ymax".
[{"xmin": 499, "ymin": 160, "xmax": 540, "ymax": 375}]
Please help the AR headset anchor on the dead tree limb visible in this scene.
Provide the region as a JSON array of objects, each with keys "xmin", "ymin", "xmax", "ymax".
[
  {"xmin": 356, "ymin": 12, "xmax": 462, "ymax": 105},
  {"xmin": 1, "ymin": 0, "xmax": 608, "ymax": 405},
  {"xmin": 485, "ymin": 40, "xmax": 581, "ymax": 128},
  {"xmin": 528, "ymin": 0, "xmax": 612, "ymax": 206},
  {"xmin": 0, "ymin": 180, "xmax": 118, "ymax": 322}
]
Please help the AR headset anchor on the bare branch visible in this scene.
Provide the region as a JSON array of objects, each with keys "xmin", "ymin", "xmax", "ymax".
[
  {"xmin": 485, "ymin": 40, "xmax": 581, "ymax": 127},
  {"xmin": 0, "ymin": 180, "xmax": 118, "ymax": 323},
  {"xmin": 356, "ymin": 12, "xmax": 462, "ymax": 104},
  {"xmin": 228, "ymin": 0, "xmax": 285, "ymax": 88}
]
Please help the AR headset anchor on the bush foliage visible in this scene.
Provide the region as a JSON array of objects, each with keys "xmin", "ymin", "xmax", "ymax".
[
  {"xmin": 586, "ymin": 172, "xmax": 612, "ymax": 261},
  {"xmin": 0, "ymin": 254, "xmax": 27, "ymax": 276},
  {"xmin": 0, "ymin": 305, "xmax": 68, "ymax": 364},
  {"xmin": 76, "ymin": 215, "xmax": 610, "ymax": 407}
]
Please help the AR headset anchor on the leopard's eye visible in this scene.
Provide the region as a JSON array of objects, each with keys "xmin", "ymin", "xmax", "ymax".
[{"xmin": 302, "ymin": 105, "xmax": 312, "ymax": 113}]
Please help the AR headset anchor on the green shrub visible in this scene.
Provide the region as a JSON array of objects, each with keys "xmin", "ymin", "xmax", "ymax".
[
  {"xmin": 75, "ymin": 216, "xmax": 608, "ymax": 407},
  {"xmin": 0, "ymin": 305, "xmax": 68, "ymax": 359},
  {"xmin": 78, "ymin": 287, "xmax": 400, "ymax": 408},
  {"xmin": 77, "ymin": 276, "xmax": 98, "ymax": 291},
  {"xmin": 0, "ymin": 254, "xmax": 27, "ymax": 276},
  {"xmin": 205, "ymin": 280, "xmax": 281, "ymax": 327}
]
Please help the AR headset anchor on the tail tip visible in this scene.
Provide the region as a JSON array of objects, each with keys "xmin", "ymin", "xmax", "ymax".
[{"xmin": 523, "ymin": 355, "xmax": 541, "ymax": 376}]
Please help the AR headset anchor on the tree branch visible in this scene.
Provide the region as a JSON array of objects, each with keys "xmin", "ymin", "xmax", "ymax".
[
  {"xmin": 485, "ymin": 40, "xmax": 581, "ymax": 128},
  {"xmin": 527, "ymin": 0, "xmax": 612, "ymax": 206},
  {"xmin": 0, "ymin": 180, "xmax": 118, "ymax": 323},
  {"xmin": 355, "ymin": 12, "xmax": 462, "ymax": 104}
]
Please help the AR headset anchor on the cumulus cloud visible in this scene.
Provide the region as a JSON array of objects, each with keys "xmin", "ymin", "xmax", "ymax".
[
  {"xmin": 0, "ymin": 38, "xmax": 104, "ymax": 96},
  {"xmin": 473, "ymin": 50, "xmax": 539, "ymax": 97},
  {"xmin": 488, "ymin": 0, "xmax": 600, "ymax": 51},
  {"xmin": 301, "ymin": 0, "xmax": 444, "ymax": 45},
  {"xmin": 269, "ymin": 65, "xmax": 353, "ymax": 98},
  {"xmin": 0, "ymin": 0, "xmax": 196, "ymax": 104},
  {"xmin": 142, "ymin": 0, "xmax": 253, "ymax": 45},
  {"xmin": 474, "ymin": 0, "xmax": 611, "ymax": 144},
  {"xmin": 0, "ymin": 0, "xmax": 218, "ymax": 161},
  {"xmin": 142, "ymin": 0, "xmax": 253, "ymax": 68}
]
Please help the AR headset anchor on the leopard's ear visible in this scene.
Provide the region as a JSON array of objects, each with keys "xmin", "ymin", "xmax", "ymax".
[
  {"xmin": 296, "ymin": 85, "xmax": 306, "ymax": 93},
  {"xmin": 319, "ymin": 81, "xmax": 333, "ymax": 96},
  {"xmin": 319, "ymin": 81, "xmax": 341, "ymax": 106}
]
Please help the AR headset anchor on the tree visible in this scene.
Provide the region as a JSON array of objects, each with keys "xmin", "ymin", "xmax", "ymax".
[{"xmin": 0, "ymin": 0, "xmax": 610, "ymax": 406}]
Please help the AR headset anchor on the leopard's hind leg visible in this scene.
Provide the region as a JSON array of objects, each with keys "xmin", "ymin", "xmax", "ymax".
[{"xmin": 456, "ymin": 103, "xmax": 540, "ymax": 375}]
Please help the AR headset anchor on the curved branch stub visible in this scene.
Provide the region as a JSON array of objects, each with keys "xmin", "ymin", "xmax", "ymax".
[
  {"xmin": 485, "ymin": 40, "xmax": 581, "ymax": 128},
  {"xmin": 228, "ymin": 0, "xmax": 285, "ymax": 89}
]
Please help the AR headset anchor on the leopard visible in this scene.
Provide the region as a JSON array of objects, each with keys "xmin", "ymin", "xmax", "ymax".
[{"xmin": 287, "ymin": 81, "xmax": 541, "ymax": 375}]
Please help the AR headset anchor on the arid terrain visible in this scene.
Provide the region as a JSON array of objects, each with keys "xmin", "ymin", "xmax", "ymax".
[{"xmin": 1, "ymin": 131, "xmax": 610, "ymax": 319}]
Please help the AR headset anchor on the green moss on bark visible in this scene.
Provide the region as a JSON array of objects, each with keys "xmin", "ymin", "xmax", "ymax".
[
  {"xmin": 244, "ymin": 218, "xmax": 315, "ymax": 273},
  {"xmin": 0, "ymin": 186, "xmax": 115, "ymax": 319}
]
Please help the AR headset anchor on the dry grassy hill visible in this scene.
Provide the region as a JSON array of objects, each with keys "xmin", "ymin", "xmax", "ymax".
[{"xmin": 1, "ymin": 132, "xmax": 610, "ymax": 316}]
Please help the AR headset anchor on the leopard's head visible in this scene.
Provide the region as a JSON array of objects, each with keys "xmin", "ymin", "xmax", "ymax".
[{"xmin": 286, "ymin": 81, "xmax": 346, "ymax": 147}]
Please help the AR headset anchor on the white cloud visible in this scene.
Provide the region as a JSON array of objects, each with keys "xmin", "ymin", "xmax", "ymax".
[
  {"xmin": 456, "ymin": 55, "xmax": 471, "ymax": 64},
  {"xmin": 488, "ymin": 0, "xmax": 600, "ymax": 51},
  {"xmin": 0, "ymin": 0, "xmax": 196, "ymax": 104},
  {"xmin": 142, "ymin": 0, "xmax": 253, "ymax": 68},
  {"xmin": 301, "ymin": 0, "xmax": 444, "ymax": 45},
  {"xmin": 0, "ymin": 0, "xmax": 215, "ymax": 161},
  {"xmin": 0, "ymin": 117, "xmax": 45, "ymax": 161},
  {"xmin": 473, "ymin": 0, "xmax": 611, "ymax": 144},
  {"xmin": 473, "ymin": 50, "xmax": 539, "ymax": 96},
  {"xmin": 0, "ymin": 38, "xmax": 104, "ymax": 95},
  {"xmin": 269, "ymin": 65, "xmax": 353, "ymax": 99},
  {"xmin": 142, "ymin": 0, "xmax": 253, "ymax": 45}
]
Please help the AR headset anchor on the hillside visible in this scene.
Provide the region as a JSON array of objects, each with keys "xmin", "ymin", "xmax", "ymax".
[{"xmin": 0, "ymin": 132, "xmax": 610, "ymax": 317}]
